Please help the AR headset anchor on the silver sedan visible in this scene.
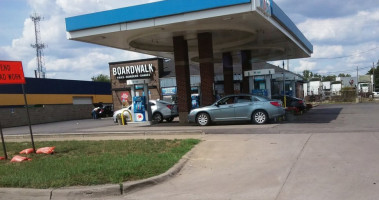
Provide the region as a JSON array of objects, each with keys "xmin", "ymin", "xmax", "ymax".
[{"xmin": 188, "ymin": 94, "xmax": 285, "ymax": 126}]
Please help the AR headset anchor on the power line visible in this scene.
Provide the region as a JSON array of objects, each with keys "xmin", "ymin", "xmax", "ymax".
[
  {"xmin": 317, "ymin": 65, "xmax": 374, "ymax": 76},
  {"xmin": 309, "ymin": 46, "xmax": 379, "ymax": 60}
]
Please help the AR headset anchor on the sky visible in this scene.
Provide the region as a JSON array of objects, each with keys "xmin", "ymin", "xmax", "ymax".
[{"xmin": 0, "ymin": 0, "xmax": 378, "ymax": 81}]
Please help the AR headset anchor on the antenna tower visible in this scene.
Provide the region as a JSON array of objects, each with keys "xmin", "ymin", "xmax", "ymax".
[{"xmin": 30, "ymin": 12, "xmax": 46, "ymax": 78}]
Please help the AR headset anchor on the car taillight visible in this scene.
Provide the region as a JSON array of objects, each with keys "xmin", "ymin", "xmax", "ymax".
[
  {"xmin": 298, "ymin": 100, "xmax": 303, "ymax": 104},
  {"xmin": 270, "ymin": 101, "xmax": 281, "ymax": 107},
  {"xmin": 166, "ymin": 105, "xmax": 174, "ymax": 110}
]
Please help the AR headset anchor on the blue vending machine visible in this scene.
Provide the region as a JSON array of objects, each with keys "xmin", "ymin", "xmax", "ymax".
[
  {"xmin": 133, "ymin": 96, "xmax": 146, "ymax": 122},
  {"xmin": 191, "ymin": 94, "xmax": 200, "ymax": 109}
]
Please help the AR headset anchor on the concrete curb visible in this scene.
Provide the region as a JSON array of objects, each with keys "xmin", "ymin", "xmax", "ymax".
[
  {"xmin": 0, "ymin": 188, "xmax": 52, "ymax": 200},
  {"xmin": 0, "ymin": 144, "xmax": 196, "ymax": 200},
  {"xmin": 4, "ymin": 130, "xmax": 205, "ymax": 141},
  {"xmin": 123, "ymin": 146, "xmax": 194, "ymax": 195},
  {"xmin": 50, "ymin": 146, "xmax": 195, "ymax": 199}
]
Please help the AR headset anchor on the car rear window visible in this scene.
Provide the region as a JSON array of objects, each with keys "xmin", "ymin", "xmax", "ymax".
[
  {"xmin": 255, "ymin": 95, "xmax": 271, "ymax": 101},
  {"xmin": 236, "ymin": 96, "xmax": 252, "ymax": 103}
]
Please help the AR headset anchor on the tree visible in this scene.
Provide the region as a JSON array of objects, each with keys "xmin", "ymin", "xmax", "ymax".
[
  {"xmin": 91, "ymin": 74, "xmax": 110, "ymax": 82},
  {"xmin": 302, "ymin": 70, "xmax": 313, "ymax": 81},
  {"xmin": 301, "ymin": 70, "xmax": 349, "ymax": 82},
  {"xmin": 313, "ymin": 73, "xmax": 322, "ymax": 79},
  {"xmin": 338, "ymin": 73, "xmax": 351, "ymax": 77},
  {"xmin": 322, "ymin": 75, "xmax": 336, "ymax": 82}
]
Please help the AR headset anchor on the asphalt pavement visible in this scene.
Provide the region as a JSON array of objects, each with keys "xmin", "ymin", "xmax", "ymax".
[{"xmin": 1, "ymin": 102, "xmax": 379, "ymax": 200}]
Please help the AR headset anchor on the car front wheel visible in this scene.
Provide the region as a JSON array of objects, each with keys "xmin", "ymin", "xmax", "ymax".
[
  {"xmin": 196, "ymin": 113, "xmax": 210, "ymax": 126},
  {"xmin": 252, "ymin": 110, "xmax": 268, "ymax": 124}
]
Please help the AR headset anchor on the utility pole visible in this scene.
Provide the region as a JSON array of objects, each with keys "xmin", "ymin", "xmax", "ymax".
[
  {"xmin": 373, "ymin": 62, "xmax": 375, "ymax": 92},
  {"xmin": 356, "ymin": 66, "xmax": 359, "ymax": 96},
  {"xmin": 31, "ymin": 12, "xmax": 46, "ymax": 78}
]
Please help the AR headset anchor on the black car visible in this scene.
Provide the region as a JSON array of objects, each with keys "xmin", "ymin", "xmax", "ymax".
[
  {"xmin": 98, "ymin": 105, "xmax": 114, "ymax": 118},
  {"xmin": 92, "ymin": 104, "xmax": 114, "ymax": 118},
  {"xmin": 271, "ymin": 95, "xmax": 306, "ymax": 113}
]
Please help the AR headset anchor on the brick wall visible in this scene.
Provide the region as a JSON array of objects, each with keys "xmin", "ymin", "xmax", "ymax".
[{"xmin": 0, "ymin": 104, "xmax": 93, "ymax": 128}]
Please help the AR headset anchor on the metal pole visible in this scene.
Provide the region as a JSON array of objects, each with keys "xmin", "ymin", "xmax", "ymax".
[
  {"xmin": 22, "ymin": 84, "xmax": 36, "ymax": 153},
  {"xmin": 283, "ymin": 61, "xmax": 286, "ymax": 107},
  {"xmin": 373, "ymin": 62, "xmax": 375, "ymax": 92},
  {"xmin": 144, "ymin": 82, "xmax": 152, "ymax": 122},
  {"xmin": 0, "ymin": 121, "xmax": 8, "ymax": 160},
  {"xmin": 356, "ymin": 66, "xmax": 359, "ymax": 96}
]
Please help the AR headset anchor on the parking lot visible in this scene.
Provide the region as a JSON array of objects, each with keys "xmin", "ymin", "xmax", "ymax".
[
  {"xmin": 2, "ymin": 102, "xmax": 379, "ymax": 200},
  {"xmin": 3, "ymin": 102, "xmax": 379, "ymax": 136}
]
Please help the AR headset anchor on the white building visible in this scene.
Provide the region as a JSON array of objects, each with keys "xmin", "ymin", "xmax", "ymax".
[
  {"xmin": 322, "ymin": 81, "xmax": 331, "ymax": 90},
  {"xmin": 308, "ymin": 81, "xmax": 322, "ymax": 95},
  {"xmin": 331, "ymin": 82, "xmax": 342, "ymax": 95}
]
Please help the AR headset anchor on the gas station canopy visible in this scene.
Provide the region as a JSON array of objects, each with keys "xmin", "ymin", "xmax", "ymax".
[{"xmin": 65, "ymin": 0, "xmax": 312, "ymax": 63}]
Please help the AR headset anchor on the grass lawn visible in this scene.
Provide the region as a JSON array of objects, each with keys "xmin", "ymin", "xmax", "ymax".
[{"xmin": 0, "ymin": 139, "xmax": 199, "ymax": 189}]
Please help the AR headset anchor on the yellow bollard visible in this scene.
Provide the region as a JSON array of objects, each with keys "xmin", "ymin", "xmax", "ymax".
[{"xmin": 121, "ymin": 110, "xmax": 133, "ymax": 125}]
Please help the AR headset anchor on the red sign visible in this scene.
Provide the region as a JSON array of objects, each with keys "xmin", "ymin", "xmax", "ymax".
[
  {"xmin": 120, "ymin": 92, "xmax": 129, "ymax": 100},
  {"xmin": 0, "ymin": 61, "xmax": 26, "ymax": 85}
]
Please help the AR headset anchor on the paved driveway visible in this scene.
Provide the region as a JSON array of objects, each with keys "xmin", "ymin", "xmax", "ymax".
[{"xmin": 98, "ymin": 103, "xmax": 379, "ymax": 200}]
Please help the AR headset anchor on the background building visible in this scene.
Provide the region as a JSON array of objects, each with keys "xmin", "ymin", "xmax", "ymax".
[{"xmin": 0, "ymin": 78, "xmax": 111, "ymax": 127}]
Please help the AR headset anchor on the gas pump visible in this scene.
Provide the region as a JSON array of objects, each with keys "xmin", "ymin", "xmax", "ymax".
[
  {"xmin": 191, "ymin": 94, "xmax": 200, "ymax": 109},
  {"xmin": 133, "ymin": 96, "xmax": 146, "ymax": 122},
  {"xmin": 128, "ymin": 79, "xmax": 152, "ymax": 123}
]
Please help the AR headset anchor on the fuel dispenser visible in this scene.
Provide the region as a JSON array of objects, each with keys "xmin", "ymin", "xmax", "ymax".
[
  {"xmin": 191, "ymin": 94, "xmax": 200, "ymax": 109},
  {"xmin": 133, "ymin": 96, "xmax": 146, "ymax": 122},
  {"xmin": 126, "ymin": 79, "xmax": 152, "ymax": 124}
]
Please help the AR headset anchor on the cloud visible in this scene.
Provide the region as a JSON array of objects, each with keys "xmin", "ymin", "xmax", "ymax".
[
  {"xmin": 1, "ymin": 0, "xmax": 158, "ymax": 80},
  {"xmin": 1, "ymin": 18, "xmax": 35, "ymax": 61},
  {"xmin": 38, "ymin": 48, "xmax": 152, "ymax": 80},
  {"xmin": 293, "ymin": 60, "xmax": 316, "ymax": 72},
  {"xmin": 27, "ymin": 0, "xmax": 60, "ymax": 16},
  {"xmin": 298, "ymin": 9, "xmax": 379, "ymax": 45},
  {"xmin": 2, "ymin": 0, "xmax": 378, "ymax": 81},
  {"xmin": 275, "ymin": 0, "xmax": 379, "ymax": 20},
  {"xmin": 312, "ymin": 45, "xmax": 344, "ymax": 59}
]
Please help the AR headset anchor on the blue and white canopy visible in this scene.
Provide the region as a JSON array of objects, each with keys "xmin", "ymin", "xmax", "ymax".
[{"xmin": 66, "ymin": 0, "xmax": 312, "ymax": 63}]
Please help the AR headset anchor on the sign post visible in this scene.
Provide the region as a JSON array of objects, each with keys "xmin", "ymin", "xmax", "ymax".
[
  {"xmin": 0, "ymin": 61, "xmax": 36, "ymax": 157},
  {"xmin": 0, "ymin": 121, "xmax": 7, "ymax": 160},
  {"xmin": 22, "ymin": 84, "xmax": 36, "ymax": 153}
]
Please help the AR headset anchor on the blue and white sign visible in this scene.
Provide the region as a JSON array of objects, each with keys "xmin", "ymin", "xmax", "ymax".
[
  {"xmin": 244, "ymin": 69, "xmax": 275, "ymax": 77},
  {"xmin": 162, "ymin": 87, "xmax": 177, "ymax": 96},
  {"xmin": 254, "ymin": 76, "xmax": 265, "ymax": 81}
]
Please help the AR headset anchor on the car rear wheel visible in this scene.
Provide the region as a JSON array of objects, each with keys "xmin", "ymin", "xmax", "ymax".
[
  {"xmin": 252, "ymin": 110, "xmax": 268, "ymax": 124},
  {"xmin": 196, "ymin": 113, "xmax": 210, "ymax": 126},
  {"xmin": 152, "ymin": 113, "xmax": 163, "ymax": 123}
]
